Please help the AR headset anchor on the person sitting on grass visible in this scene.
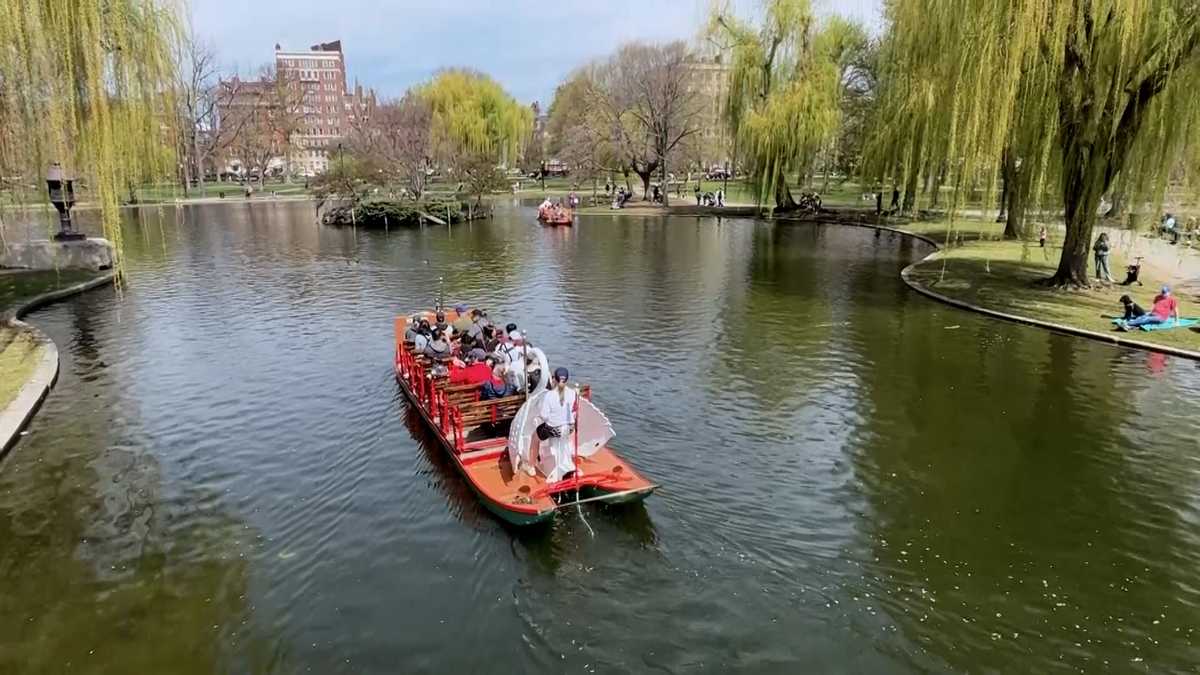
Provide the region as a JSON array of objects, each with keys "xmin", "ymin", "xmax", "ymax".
[
  {"xmin": 1123, "ymin": 286, "xmax": 1180, "ymax": 329},
  {"xmin": 1119, "ymin": 294, "xmax": 1146, "ymax": 321}
]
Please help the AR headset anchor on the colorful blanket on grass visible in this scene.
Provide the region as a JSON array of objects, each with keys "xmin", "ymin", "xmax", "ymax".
[{"xmin": 1110, "ymin": 317, "xmax": 1200, "ymax": 332}]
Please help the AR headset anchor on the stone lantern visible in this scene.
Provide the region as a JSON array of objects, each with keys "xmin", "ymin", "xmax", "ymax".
[{"xmin": 46, "ymin": 163, "xmax": 85, "ymax": 241}]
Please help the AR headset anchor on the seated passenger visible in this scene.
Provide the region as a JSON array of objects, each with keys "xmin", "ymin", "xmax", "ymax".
[
  {"xmin": 467, "ymin": 309, "xmax": 489, "ymax": 341},
  {"xmin": 451, "ymin": 304, "xmax": 473, "ymax": 334},
  {"xmin": 450, "ymin": 352, "xmax": 493, "ymax": 386},
  {"xmin": 480, "ymin": 325, "xmax": 500, "ymax": 353},
  {"xmin": 480, "ymin": 364, "xmax": 518, "ymax": 400},
  {"xmin": 403, "ymin": 314, "xmax": 423, "ymax": 343},
  {"xmin": 457, "ymin": 331, "xmax": 479, "ymax": 354},
  {"xmin": 496, "ymin": 330, "xmax": 527, "ymax": 377},
  {"xmin": 433, "ymin": 311, "xmax": 451, "ymax": 336},
  {"xmin": 423, "ymin": 329, "xmax": 453, "ymax": 362},
  {"xmin": 412, "ymin": 319, "xmax": 432, "ymax": 352}
]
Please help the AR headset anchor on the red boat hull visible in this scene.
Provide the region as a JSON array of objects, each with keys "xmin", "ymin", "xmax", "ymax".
[{"xmin": 393, "ymin": 312, "xmax": 656, "ymax": 526}]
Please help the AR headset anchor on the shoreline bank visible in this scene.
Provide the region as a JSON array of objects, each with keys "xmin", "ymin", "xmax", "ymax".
[
  {"xmin": 0, "ymin": 272, "xmax": 116, "ymax": 455},
  {"xmin": 817, "ymin": 216, "xmax": 1200, "ymax": 361}
]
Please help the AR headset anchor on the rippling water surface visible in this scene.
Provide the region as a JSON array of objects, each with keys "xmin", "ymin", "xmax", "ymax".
[{"xmin": 2, "ymin": 201, "xmax": 1199, "ymax": 673}]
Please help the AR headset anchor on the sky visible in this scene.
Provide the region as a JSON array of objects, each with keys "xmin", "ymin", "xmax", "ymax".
[{"xmin": 192, "ymin": 0, "xmax": 882, "ymax": 106}]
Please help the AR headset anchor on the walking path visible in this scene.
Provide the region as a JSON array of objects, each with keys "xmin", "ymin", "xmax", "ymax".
[{"xmin": 1098, "ymin": 225, "xmax": 1200, "ymax": 293}]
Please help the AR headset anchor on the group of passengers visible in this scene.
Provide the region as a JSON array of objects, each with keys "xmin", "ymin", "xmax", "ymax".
[
  {"xmin": 406, "ymin": 306, "xmax": 583, "ymax": 481},
  {"xmin": 405, "ymin": 305, "xmax": 546, "ymax": 400},
  {"xmin": 538, "ymin": 198, "xmax": 573, "ymax": 221}
]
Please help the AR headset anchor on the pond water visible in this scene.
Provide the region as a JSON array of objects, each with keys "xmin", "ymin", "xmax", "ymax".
[{"xmin": 2, "ymin": 200, "xmax": 1199, "ymax": 673}]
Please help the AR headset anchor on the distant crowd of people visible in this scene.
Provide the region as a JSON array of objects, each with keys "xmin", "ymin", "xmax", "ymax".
[
  {"xmin": 601, "ymin": 180, "xmax": 726, "ymax": 208},
  {"xmin": 1157, "ymin": 213, "xmax": 1200, "ymax": 245}
]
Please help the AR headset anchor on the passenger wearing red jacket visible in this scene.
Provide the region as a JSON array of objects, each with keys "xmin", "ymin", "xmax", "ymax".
[{"xmin": 449, "ymin": 353, "xmax": 493, "ymax": 386}]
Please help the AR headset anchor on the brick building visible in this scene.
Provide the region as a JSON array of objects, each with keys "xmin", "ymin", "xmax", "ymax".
[
  {"xmin": 274, "ymin": 40, "xmax": 376, "ymax": 175},
  {"xmin": 218, "ymin": 39, "xmax": 376, "ymax": 177}
]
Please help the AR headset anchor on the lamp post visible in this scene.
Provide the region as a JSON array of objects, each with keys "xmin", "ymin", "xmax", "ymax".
[{"xmin": 46, "ymin": 163, "xmax": 85, "ymax": 241}]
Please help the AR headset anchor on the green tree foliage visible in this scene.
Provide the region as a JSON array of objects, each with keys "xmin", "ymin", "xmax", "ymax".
[
  {"xmin": 310, "ymin": 155, "xmax": 385, "ymax": 212},
  {"xmin": 869, "ymin": 0, "xmax": 1200, "ymax": 286},
  {"xmin": 414, "ymin": 69, "xmax": 530, "ymax": 205},
  {"xmin": 416, "ymin": 69, "xmax": 532, "ymax": 176},
  {"xmin": 0, "ymin": 0, "xmax": 181, "ymax": 260},
  {"xmin": 709, "ymin": 0, "xmax": 867, "ymax": 210}
]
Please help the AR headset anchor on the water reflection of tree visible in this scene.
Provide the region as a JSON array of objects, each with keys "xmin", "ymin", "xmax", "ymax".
[
  {"xmin": 847, "ymin": 300, "xmax": 1200, "ymax": 671},
  {"xmin": 710, "ymin": 224, "xmax": 846, "ymax": 405}
]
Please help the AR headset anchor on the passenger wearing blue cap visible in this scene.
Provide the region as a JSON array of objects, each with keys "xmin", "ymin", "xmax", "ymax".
[
  {"xmin": 1122, "ymin": 285, "xmax": 1180, "ymax": 329},
  {"xmin": 535, "ymin": 367, "xmax": 579, "ymax": 482}
]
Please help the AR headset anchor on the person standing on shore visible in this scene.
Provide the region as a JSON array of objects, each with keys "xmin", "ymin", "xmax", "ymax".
[
  {"xmin": 1093, "ymin": 232, "xmax": 1114, "ymax": 283},
  {"xmin": 1039, "ymin": 226, "xmax": 1047, "ymax": 248}
]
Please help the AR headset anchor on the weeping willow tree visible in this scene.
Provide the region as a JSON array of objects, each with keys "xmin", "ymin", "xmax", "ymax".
[
  {"xmin": 416, "ymin": 69, "xmax": 532, "ymax": 205},
  {"xmin": 0, "ymin": 0, "xmax": 181, "ymax": 263},
  {"xmin": 867, "ymin": 0, "xmax": 1200, "ymax": 287},
  {"xmin": 709, "ymin": 0, "xmax": 866, "ymax": 211}
]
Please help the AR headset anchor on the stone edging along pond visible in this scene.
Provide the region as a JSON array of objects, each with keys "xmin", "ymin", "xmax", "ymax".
[
  {"xmin": 828, "ymin": 221, "xmax": 1200, "ymax": 361},
  {"xmin": 0, "ymin": 272, "xmax": 116, "ymax": 455}
]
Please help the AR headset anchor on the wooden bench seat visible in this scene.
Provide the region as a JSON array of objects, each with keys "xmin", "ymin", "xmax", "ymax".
[{"xmin": 456, "ymin": 395, "xmax": 527, "ymax": 427}]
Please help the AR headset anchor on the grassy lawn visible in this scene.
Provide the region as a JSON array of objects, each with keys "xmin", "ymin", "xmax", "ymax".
[
  {"xmin": 506, "ymin": 176, "xmax": 873, "ymax": 208},
  {"xmin": 904, "ymin": 234, "xmax": 1200, "ymax": 350},
  {"xmin": 894, "ymin": 218, "xmax": 1006, "ymax": 241},
  {"xmin": 0, "ymin": 325, "xmax": 42, "ymax": 411},
  {"xmin": 134, "ymin": 181, "xmax": 311, "ymax": 203}
]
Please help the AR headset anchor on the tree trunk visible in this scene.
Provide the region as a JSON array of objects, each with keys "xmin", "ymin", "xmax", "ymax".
[
  {"xmin": 902, "ymin": 161, "xmax": 920, "ymax": 214},
  {"xmin": 1106, "ymin": 174, "xmax": 1127, "ymax": 220},
  {"xmin": 997, "ymin": 153, "xmax": 1010, "ymax": 223},
  {"xmin": 180, "ymin": 151, "xmax": 191, "ymax": 198},
  {"xmin": 1005, "ymin": 175, "xmax": 1027, "ymax": 241},
  {"xmin": 194, "ymin": 134, "xmax": 205, "ymax": 195},
  {"xmin": 1106, "ymin": 191, "xmax": 1125, "ymax": 220},
  {"xmin": 928, "ymin": 162, "xmax": 945, "ymax": 208},
  {"xmin": 637, "ymin": 170, "xmax": 653, "ymax": 200},
  {"xmin": 901, "ymin": 129, "xmax": 924, "ymax": 213},
  {"xmin": 774, "ymin": 181, "xmax": 797, "ymax": 211},
  {"xmin": 1045, "ymin": 144, "xmax": 1109, "ymax": 287},
  {"xmin": 1001, "ymin": 150, "xmax": 1021, "ymax": 239},
  {"xmin": 660, "ymin": 160, "xmax": 669, "ymax": 207}
]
